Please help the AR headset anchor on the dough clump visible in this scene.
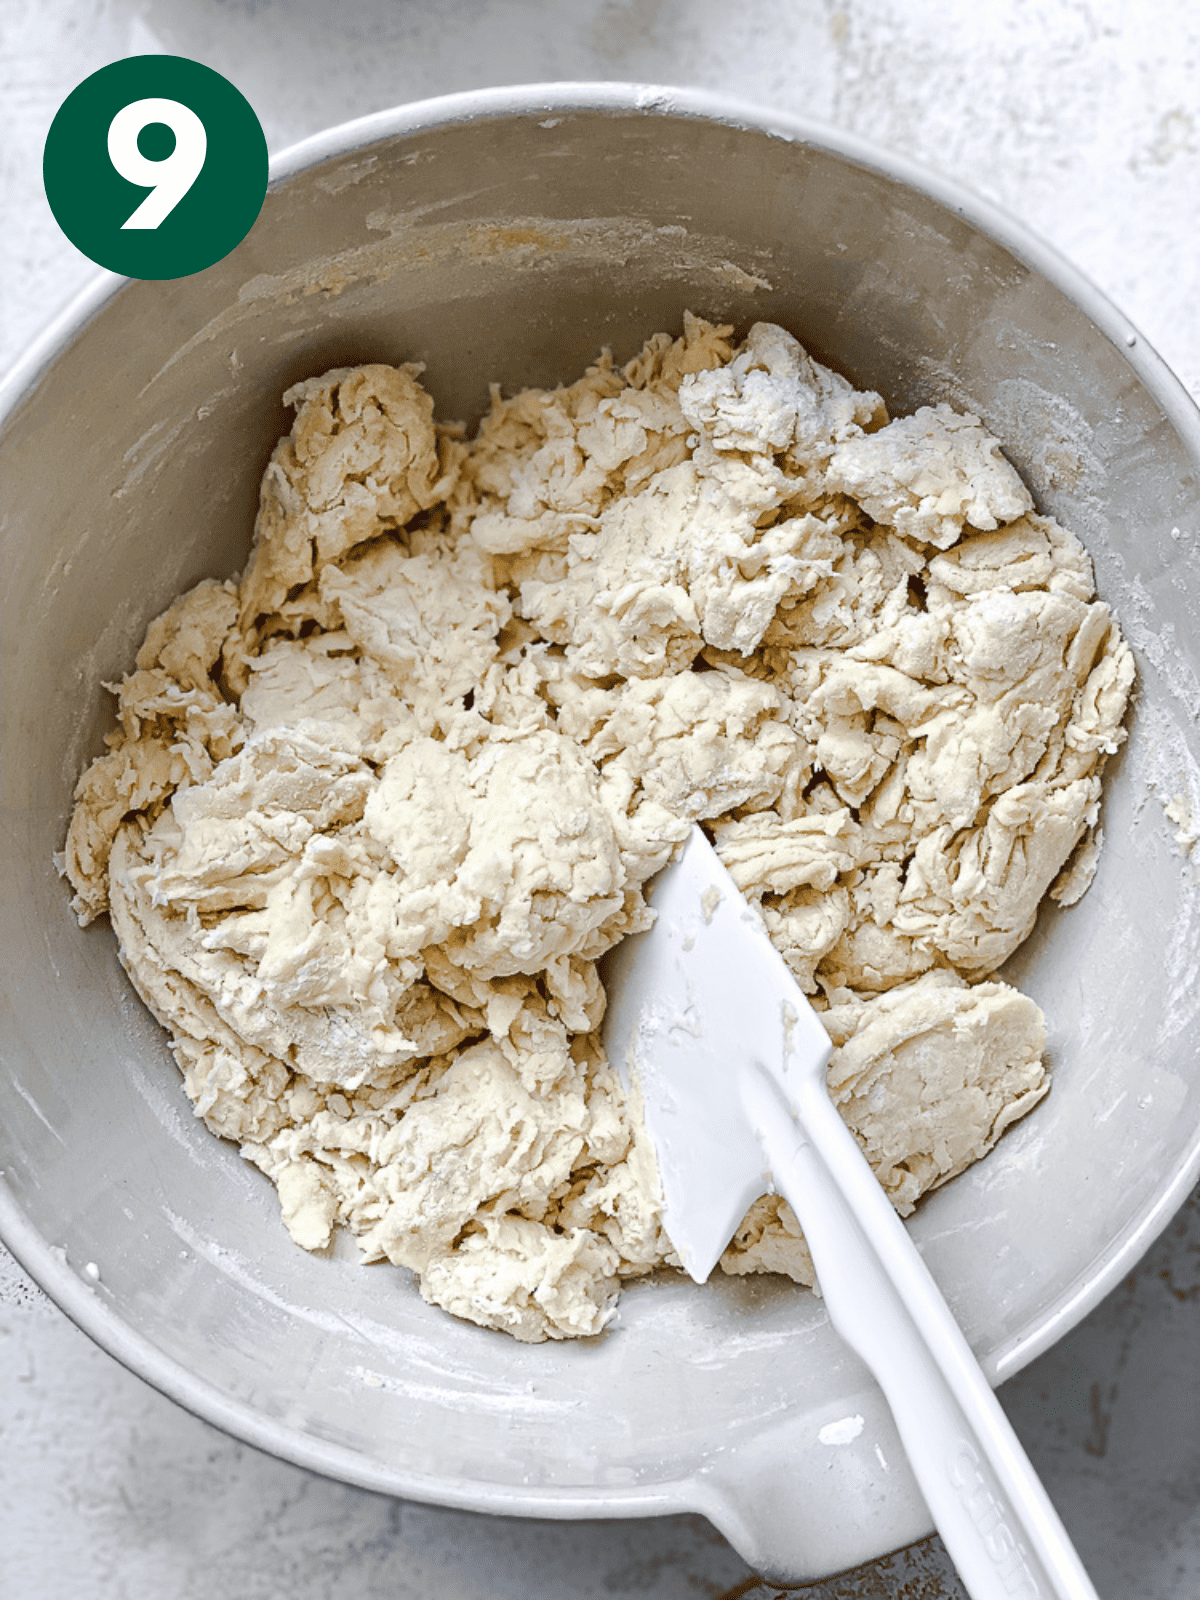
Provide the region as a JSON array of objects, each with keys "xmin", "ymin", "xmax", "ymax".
[{"xmin": 63, "ymin": 323, "xmax": 1133, "ymax": 1340}]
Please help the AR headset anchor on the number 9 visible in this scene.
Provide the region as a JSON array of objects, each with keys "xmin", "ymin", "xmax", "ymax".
[{"xmin": 108, "ymin": 97, "xmax": 207, "ymax": 230}]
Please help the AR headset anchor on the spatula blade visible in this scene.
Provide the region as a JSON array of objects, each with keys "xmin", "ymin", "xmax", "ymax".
[{"xmin": 601, "ymin": 825, "xmax": 832, "ymax": 1283}]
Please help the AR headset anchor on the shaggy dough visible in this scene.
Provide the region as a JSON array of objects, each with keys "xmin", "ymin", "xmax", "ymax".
[{"xmin": 63, "ymin": 319, "xmax": 1134, "ymax": 1341}]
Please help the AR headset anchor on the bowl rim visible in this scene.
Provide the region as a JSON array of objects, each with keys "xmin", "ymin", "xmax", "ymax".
[{"xmin": 4, "ymin": 76, "xmax": 1200, "ymax": 1537}]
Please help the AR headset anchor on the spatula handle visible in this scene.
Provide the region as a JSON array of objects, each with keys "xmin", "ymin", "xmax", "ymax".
[{"xmin": 743, "ymin": 1066, "xmax": 1102, "ymax": 1600}]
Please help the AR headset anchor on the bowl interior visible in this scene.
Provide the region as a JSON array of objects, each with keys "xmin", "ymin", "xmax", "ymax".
[{"xmin": 3, "ymin": 93, "xmax": 1199, "ymax": 1582}]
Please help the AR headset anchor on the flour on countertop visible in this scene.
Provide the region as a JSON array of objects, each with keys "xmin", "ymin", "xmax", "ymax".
[{"xmin": 62, "ymin": 318, "xmax": 1134, "ymax": 1341}]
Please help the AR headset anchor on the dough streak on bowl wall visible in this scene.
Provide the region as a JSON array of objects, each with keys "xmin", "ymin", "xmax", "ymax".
[{"xmin": 60, "ymin": 316, "xmax": 1134, "ymax": 1343}]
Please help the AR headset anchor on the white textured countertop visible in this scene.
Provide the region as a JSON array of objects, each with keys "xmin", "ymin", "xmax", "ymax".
[{"xmin": 2, "ymin": 3, "xmax": 1198, "ymax": 1596}]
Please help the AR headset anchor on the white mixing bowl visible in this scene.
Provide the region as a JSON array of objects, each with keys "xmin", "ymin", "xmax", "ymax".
[{"xmin": 2, "ymin": 85, "xmax": 1199, "ymax": 1584}]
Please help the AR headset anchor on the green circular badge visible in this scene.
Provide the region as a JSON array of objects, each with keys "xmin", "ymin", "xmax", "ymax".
[{"xmin": 44, "ymin": 56, "xmax": 268, "ymax": 280}]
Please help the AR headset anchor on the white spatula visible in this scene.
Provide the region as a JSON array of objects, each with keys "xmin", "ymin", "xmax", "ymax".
[{"xmin": 602, "ymin": 824, "xmax": 1101, "ymax": 1600}]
